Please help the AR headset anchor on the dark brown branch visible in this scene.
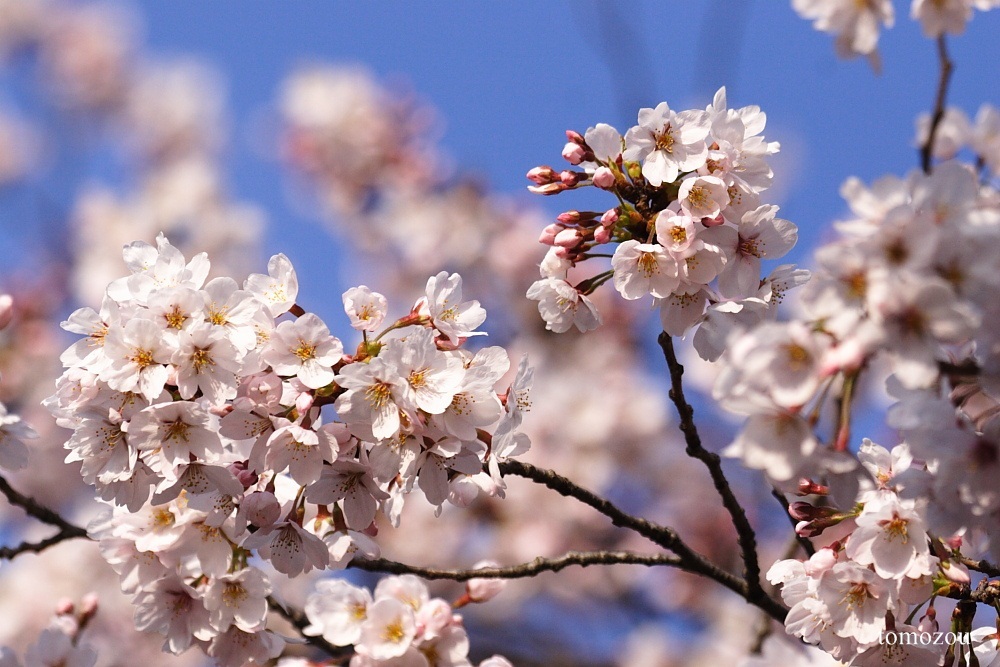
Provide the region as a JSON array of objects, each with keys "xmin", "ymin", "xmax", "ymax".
[
  {"xmin": 349, "ymin": 550, "xmax": 682, "ymax": 581},
  {"xmin": 267, "ymin": 595, "xmax": 352, "ymax": 662},
  {"xmin": 920, "ymin": 35, "xmax": 954, "ymax": 174},
  {"xmin": 500, "ymin": 460, "xmax": 691, "ymax": 552},
  {"xmin": 943, "ymin": 577, "xmax": 1000, "ymax": 610},
  {"xmin": 0, "ymin": 528, "xmax": 88, "ymax": 560},
  {"xmin": 499, "ymin": 459, "xmax": 787, "ymax": 622},
  {"xmin": 961, "ymin": 556, "xmax": 1000, "ymax": 578},
  {"xmin": 0, "ymin": 474, "xmax": 89, "ymax": 560},
  {"xmin": 0, "ymin": 475, "xmax": 88, "ymax": 536},
  {"xmin": 656, "ymin": 333, "xmax": 769, "ymax": 611}
]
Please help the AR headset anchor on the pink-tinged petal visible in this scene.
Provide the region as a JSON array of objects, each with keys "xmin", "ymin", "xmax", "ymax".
[{"xmin": 343, "ymin": 485, "xmax": 377, "ymax": 530}]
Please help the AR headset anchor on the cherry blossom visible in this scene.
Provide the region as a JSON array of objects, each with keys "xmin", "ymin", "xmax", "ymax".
[{"xmin": 622, "ymin": 102, "xmax": 711, "ymax": 186}]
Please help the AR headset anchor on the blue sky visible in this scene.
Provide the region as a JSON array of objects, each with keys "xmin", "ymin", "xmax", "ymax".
[
  {"xmin": 3, "ymin": 1, "xmax": 999, "ymax": 301},
  {"xmin": 127, "ymin": 1, "xmax": 1000, "ymax": 313}
]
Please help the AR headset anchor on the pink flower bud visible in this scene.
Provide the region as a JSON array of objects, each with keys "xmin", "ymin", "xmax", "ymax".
[
  {"xmin": 229, "ymin": 461, "xmax": 259, "ymax": 489},
  {"xmin": 565, "ymin": 129, "xmax": 584, "ymax": 145},
  {"xmin": 466, "ymin": 561, "xmax": 506, "ymax": 603},
  {"xmin": 803, "ymin": 547, "xmax": 838, "ymax": 576},
  {"xmin": 554, "ymin": 247, "xmax": 572, "ymax": 259},
  {"xmin": 594, "ymin": 227, "xmax": 611, "ymax": 244},
  {"xmin": 557, "ymin": 211, "xmax": 581, "ymax": 224},
  {"xmin": 243, "ymin": 491, "xmax": 281, "ymax": 528},
  {"xmin": 553, "ymin": 228, "xmax": 581, "ymax": 248},
  {"xmin": 55, "ymin": 598, "xmax": 75, "ymax": 615},
  {"xmin": 0, "ymin": 294, "xmax": 13, "ymax": 331},
  {"xmin": 559, "ymin": 170, "xmax": 583, "ymax": 186},
  {"xmin": 80, "ymin": 593, "xmax": 99, "ymax": 616},
  {"xmin": 411, "ymin": 296, "xmax": 431, "ymax": 318},
  {"xmin": 527, "ymin": 182, "xmax": 566, "ymax": 196},
  {"xmin": 526, "ymin": 165, "xmax": 557, "ymax": 185},
  {"xmin": 600, "ymin": 209, "xmax": 619, "ymax": 227},
  {"xmin": 294, "ymin": 390, "xmax": 314, "ymax": 414},
  {"xmin": 788, "ymin": 502, "xmax": 839, "ymax": 522},
  {"xmin": 592, "ymin": 166, "xmax": 615, "ymax": 189},
  {"xmin": 702, "ymin": 214, "xmax": 726, "ymax": 227},
  {"xmin": 562, "ymin": 142, "xmax": 585, "ymax": 165},
  {"xmin": 941, "ymin": 561, "xmax": 971, "ymax": 585},
  {"xmin": 538, "ymin": 223, "xmax": 561, "ymax": 245}
]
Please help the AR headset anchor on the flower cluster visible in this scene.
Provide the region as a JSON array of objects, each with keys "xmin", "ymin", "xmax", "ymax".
[
  {"xmin": 45, "ymin": 234, "xmax": 531, "ymax": 666},
  {"xmin": 712, "ymin": 151, "xmax": 1000, "ymax": 659},
  {"xmin": 526, "ymin": 88, "xmax": 802, "ymax": 361},
  {"xmin": 297, "ymin": 573, "xmax": 512, "ymax": 667},
  {"xmin": 766, "ymin": 440, "xmax": 970, "ymax": 666},
  {"xmin": 712, "ymin": 160, "xmax": 1000, "ymax": 487}
]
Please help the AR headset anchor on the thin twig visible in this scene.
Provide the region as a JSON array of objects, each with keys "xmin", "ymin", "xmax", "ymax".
[
  {"xmin": 267, "ymin": 595, "xmax": 353, "ymax": 662},
  {"xmin": 498, "ymin": 461, "xmax": 733, "ymax": 583},
  {"xmin": 920, "ymin": 35, "xmax": 954, "ymax": 174},
  {"xmin": 349, "ymin": 550, "xmax": 682, "ymax": 581},
  {"xmin": 656, "ymin": 333, "xmax": 769, "ymax": 611},
  {"xmin": 0, "ymin": 474, "xmax": 89, "ymax": 561},
  {"xmin": 0, "ymin": 529, "xmax": 88, "ymax": 560},
  {"xmin": 0, "ymin": 474, "xmax": 89, "ymax": 536},
  {"xmin": 748, "ymin": 612, "xmax": 775, "ymax": 655},
  {"xmin": 500, "ymin": 461, "xmax": 689, "ymax": 551},
  {"xmin": 499, "ymin": 459, "xmax": 788, "ymax": 622}
]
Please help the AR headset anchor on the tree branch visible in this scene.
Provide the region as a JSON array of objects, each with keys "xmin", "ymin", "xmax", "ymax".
[
  {"xmin": 0, "ymin": 474, "xmax": 88, "ymax": 536},
  {"xmin": 349, "ymin": 550, "xmax": 682, "ymax": 581},
  {"xmin": 498, "ymin": 459, "xmax": 787, "ymax": 622},
  {"xmin": 656, "ymin": 333, "xmax": 768, "ymax": 611},
  {"xmin": 0, "ymin": 474, "xmax": 89, "ymax": 560},
  {"xmin": 960, "ymin": 556, "xmax": 1000, "ymax": 578},
  {"xmin": 920, "ymin": 35, "xmax": 954, "ymax": 174},
  {"xmin": 0, "ymin": 528, "xmax": 88, "ymax": 561}
]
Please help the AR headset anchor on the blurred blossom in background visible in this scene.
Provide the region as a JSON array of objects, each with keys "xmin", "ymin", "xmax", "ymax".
[{"xmin": 0, "ymin": 1, "xmax": 998, "ymax": 665}]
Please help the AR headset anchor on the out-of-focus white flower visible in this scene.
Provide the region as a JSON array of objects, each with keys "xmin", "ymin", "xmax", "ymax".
[
  {"xmin": 793, "ymin": 0, "xmax": 894, "ymax": 59},
  {"xmin": 0, "ymin": 401, "xmax": 34, "ymax": 471}
]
